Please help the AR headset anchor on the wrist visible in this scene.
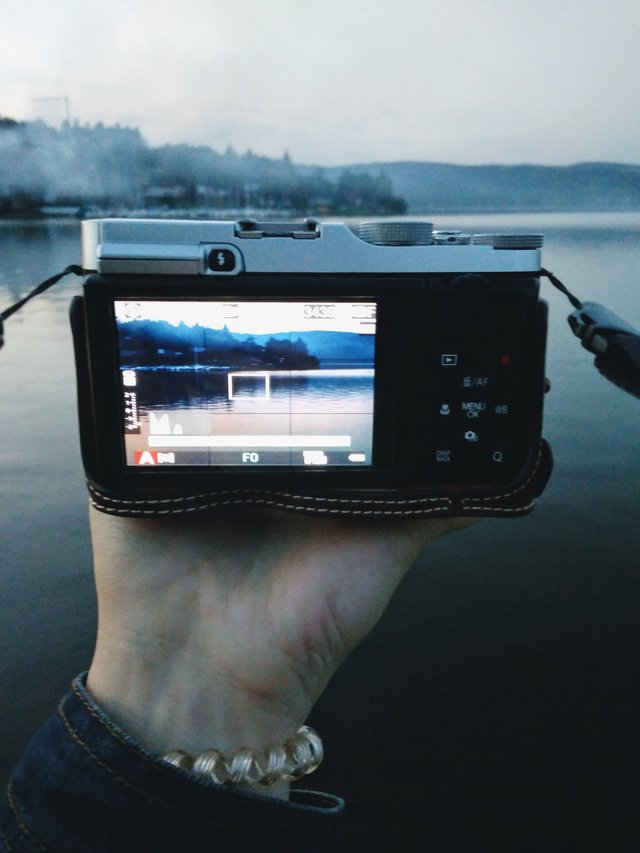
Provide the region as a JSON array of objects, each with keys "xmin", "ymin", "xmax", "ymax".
[{"xmin": 87, "ymin": 640, "xmax": 308, "ymax": 799}]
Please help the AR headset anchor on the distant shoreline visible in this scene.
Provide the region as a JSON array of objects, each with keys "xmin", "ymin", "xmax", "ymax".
[
  {"xmin": 3, "ymin": 119, "xmax": 639, "ymax": 219},
  {"xmin": 2, "ymin": 204, "xmax": 639, "ymax": 222}
]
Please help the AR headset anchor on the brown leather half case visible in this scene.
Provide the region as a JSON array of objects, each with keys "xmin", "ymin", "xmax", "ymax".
[{"xmin": 86, "ymin": 440, "xmax": 552, "ymax": 519}]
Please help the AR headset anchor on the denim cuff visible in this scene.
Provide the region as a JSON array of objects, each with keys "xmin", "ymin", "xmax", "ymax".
[{"xmin": 0, "ymin": 673, "xmax": 344, "ymax": 852}]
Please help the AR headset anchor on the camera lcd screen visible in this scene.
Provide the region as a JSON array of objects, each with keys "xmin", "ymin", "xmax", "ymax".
[{"xmin": 114, "ymin": 299, "xmax": 377, "ymax": 469}]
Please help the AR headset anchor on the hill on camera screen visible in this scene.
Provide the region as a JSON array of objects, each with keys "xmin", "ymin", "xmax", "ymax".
[{"xmin": 114, "ymin": 299, "xmax": 377, "ymax": 468}]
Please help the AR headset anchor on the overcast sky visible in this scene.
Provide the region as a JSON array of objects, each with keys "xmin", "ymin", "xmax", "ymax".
[{"xmin": 2, "ymin": 0, "xmax": 639, "ymax": 166}]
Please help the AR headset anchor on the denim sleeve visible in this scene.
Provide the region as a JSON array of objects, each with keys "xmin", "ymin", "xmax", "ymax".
[{"xmin": 0, "ymin": 674, "xmax": 344, "ymax": 852}]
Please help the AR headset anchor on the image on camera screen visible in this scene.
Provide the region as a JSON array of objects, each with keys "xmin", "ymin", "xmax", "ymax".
[{"xmin": 114, "ymin": 299, "xmax": 377, "ymax": 468}]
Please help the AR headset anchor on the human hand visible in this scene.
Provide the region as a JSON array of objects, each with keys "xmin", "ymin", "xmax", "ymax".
[{"xmin": 87, "ymin": 507, "xmax": 474, "ymax": 797}]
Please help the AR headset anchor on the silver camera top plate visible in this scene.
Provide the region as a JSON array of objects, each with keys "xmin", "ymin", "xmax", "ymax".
[{"xmin": 81, "ymin": 218, "xmax": 543, "ymax": 277}]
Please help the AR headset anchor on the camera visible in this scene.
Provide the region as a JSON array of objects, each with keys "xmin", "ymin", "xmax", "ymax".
[{"xmin": 71, "ymin": 218, "xmax": 552, "ymax": 518}]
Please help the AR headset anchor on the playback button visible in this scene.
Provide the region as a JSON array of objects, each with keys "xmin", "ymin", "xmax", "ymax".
[{"xmin": 440, "ymin": 353, "xmax": 459, "ymax": 367}]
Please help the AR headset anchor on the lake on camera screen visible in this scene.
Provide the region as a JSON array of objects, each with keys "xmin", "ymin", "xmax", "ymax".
[{"xmin": 1, "ymin": 215, "xmax": 638, "ymax": 814}]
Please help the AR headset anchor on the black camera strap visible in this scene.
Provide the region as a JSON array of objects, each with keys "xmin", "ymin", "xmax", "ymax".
[
  {"xmin": 0, "ymin": 264, "xmax": 85, "ymax": 349},
  {"xmin": 541, "ymin": 268, "xmax": 640, "ymax": 399}
]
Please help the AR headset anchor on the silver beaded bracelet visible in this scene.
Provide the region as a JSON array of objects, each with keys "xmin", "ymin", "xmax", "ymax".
[{"xmin": 162, "ymin": 725, "xmax": 323, "ymax": 787}]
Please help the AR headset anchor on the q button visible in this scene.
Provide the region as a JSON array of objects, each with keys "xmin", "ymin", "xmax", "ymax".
[{"xmin": 487, "ymin": 446, "xmax": 512, "ymax": 467}]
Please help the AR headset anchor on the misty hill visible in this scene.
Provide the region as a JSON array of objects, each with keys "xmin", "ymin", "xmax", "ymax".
[{"xmin": 311, "ymin": 161, "xmax": 640, "ymax": 213}]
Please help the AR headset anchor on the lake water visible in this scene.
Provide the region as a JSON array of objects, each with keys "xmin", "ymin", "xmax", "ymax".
[{"xmin": 1, "ymin": 214, "xmax": 639, "ymax": 844}]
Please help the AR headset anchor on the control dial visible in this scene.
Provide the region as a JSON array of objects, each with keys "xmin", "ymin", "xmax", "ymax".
[{"xmin": 472, "ymin": 234, "xmax": 544, "ymax": 249}]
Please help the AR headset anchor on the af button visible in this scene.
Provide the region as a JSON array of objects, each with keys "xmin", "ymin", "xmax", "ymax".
[{"xmin": 462, "ymin": 375, "xmax": 490, "ymax": 390}]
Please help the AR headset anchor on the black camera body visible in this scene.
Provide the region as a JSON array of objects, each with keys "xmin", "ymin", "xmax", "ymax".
[{"xmin": 72, "ymin": 218, "xmax": 551, "ymax": 518}]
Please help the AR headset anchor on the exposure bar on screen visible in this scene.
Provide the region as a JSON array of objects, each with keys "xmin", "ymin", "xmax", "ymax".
[{"xmin": 147, "ymin": 435, "xmax": 352, "ymax": 448}]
